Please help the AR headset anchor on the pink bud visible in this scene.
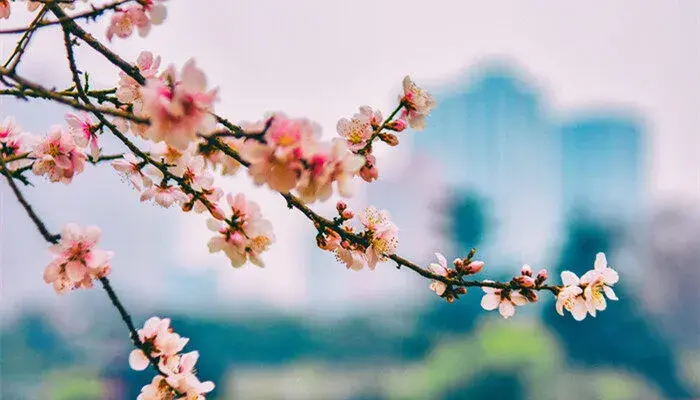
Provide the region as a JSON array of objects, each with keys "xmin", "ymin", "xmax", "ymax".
[
  {"xmin": 386, "ymin": 119, "xmax": 408, "ymax": 132},
  {"xmin": 230, "ymin": 231, "xmax": 245, "ymax": 245},
  {"xmin": 360, "ymin": 164, "xmax": 378, "ymax": 182},
  {"xmin": 465, "ymin": 260, "xmax": 484, "ymax": 274},
  {"xmin": 512, "ymin": 275, "xmax": 535, "ymax": 288},
  {"xmin": 336, "ymin": 201, "xmax": 347, "ymax": 212},
  {"xmin": 536, "ymin": 269, "xmax": 548, "ymax": 285},
  {"xmin": 522, "ymin": 289, "xmax": 539, "ymax": 303},
  {"xmin": 341, "ymin": 209, "xmax": 354, "ymax": 220},
  {"xmin": 521, "ymin": 264, "xmax": 532, "ymax": 276},
  {"xmin": 210, "ymin": 205, "xmax": 226, "ymax": 221}
]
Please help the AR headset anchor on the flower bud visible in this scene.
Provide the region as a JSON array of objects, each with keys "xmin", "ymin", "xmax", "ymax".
[
  {"xmin": 385, "ymin": 119, "xmax": 407, "ymax": 132},
  {"xmin": 453, "ymin": 258, "xmax": 464, "ymax": 268},
  {"xmin": 379, "ymin": 133, "xmax": 399, "ymax": 147},
  {"xmin": 360, "ymin": 163, "xmax": 378, "ymax": 182},
  {"xmin": 512, "ymin": 275, "xmax": 535, "ymax": 288},
  {"xmin": 182, "ymin": 202, "xmax": 194, "ymax": 212},
  {"xmin": 446, "ymin": 294, "xmax": 455, "ymax": 303},
  {"xmin": 456, "ymin": 287, "xmax": 467, "ymax": 295},
  {"xmin": 459, "ymin": 260, "xmax": 484, "ymax": 275},
  {"xmin": 341, "ymin": 209, "xmax": 354, "ymax": 220},
  {"xmin": 336, "ymin": 201, "xmax": 347, "ymax": 212},
  {"xmin": 522, "ymin": 289, "xmax": 539, "ymax": 303},
  {"xmin": 520, "ymin": 264, "xmax": 532, "ymax": 276},
  {"xmin": 316, "ymin": 234, "xmax": 327, "ymax": 249},
  {"xmin": 535, "ymin": 269, "xmax": 548, "ymax": 285},
  {"xmin": 340, "ymin": 240, "xmax": 350, "ymax": 249},
  {"xmin": 210, "ymin": 205, "xmax": 226, "ymax": 221}
]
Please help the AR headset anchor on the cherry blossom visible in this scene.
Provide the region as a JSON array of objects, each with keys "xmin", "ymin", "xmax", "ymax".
[
  {"xmin": 137, "ymin": 376, "xmax": 175, "ymax": 400},
  {"xmin": 65, "ymin": 112, "xmax": 100, "ymax": 160},
  {"xmin": 358, "ymin": 153, "xmax": 379, "ymax": 183},
  {"xmin": 480, "ymin": 280, "xmax": 528, "ymax": 319},
  {"xmin": 129, "ymin": 317, "xmax": 189, "ymax": 371},
  {"xmin": 241, "ymin": 114, "xmax": 321, "ymax": 193},
  {"xmin": 164, "ymin": 351, "xmax": 215, "ymax": 398},
  {"xmin": 30, "ymin": 125, "xmax": 87, "ymax": 184},
  {"xmin": 141, "ymin": 59, "xmax": 218, "ymax": 150},
  {"xmin": 198, "ymin": 136, "xmax": 244, "ymax": 176},
  {"xmin": 112, "ymin": 153, "xmax": 153, "ymax": 190},
  {"xmin": 43, "ymin": 223, "xmax": 113, "ymax": 294},
  {"xmin": 359, "ymin": 206, "xmax": 399, "ymax": 270},
  {"xmin": 116, "ymin": 51, "xmax": 162, "ymax": 119},
  {"xmin": 296, "ymin": 139, "xmax": 364, "ymax": 203},
  {"xmin": 0, "ymin": 117, "xmax": 34, "ymax": 170},
  {"xmin": 399, "ymin": 76, "xmax": 436, "ymax": 130},
  {"xmin": 207, "ymin": 193, "xmax": 275, "ymax": 267},
  {"xmin": 336, "ymin": 106, "xmax": 382, "ymax": 151},
  {"xmin": 428, "ymin": 252, "xmax": 449, "ymax": 296},
  {"xmin": 580, "ymin": 252, "xmax": 619, "ymax": 316},
  {"xmin": 556, "ymin": 271, "xmax": 588, "ymax": 321},
  {"xmin": 106, "ymin": 1, "xmax": 167, "ymax": 41},
  {"xmin": 140, "ymin": 183, "xmax": 188, "ymax": 208}
]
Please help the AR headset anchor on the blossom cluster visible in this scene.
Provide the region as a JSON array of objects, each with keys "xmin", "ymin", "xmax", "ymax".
[
  {"xmin": 556, "ymin": 252, "xmax": 619, "ymax": 321},
  {"xmin": 0, "ymin": 113, "xmax": 105, "ymax": 184},
  {"xmin": 106, "ymin": 0, "xmax": 167, "ymax": 41},
  {"xmin": 116, "ymin": 52, "xmax": 218, "ymax": 150},
  {"xmin": 335, "ymin": 76, "xmax": 436, "ymax": 183},
  {"xmin": 315, "ymin": 203, "xmax": 399, "ymax": 271},
  {"xmin": 239, "ymin": 114, "xmax": 365, "ymax": 203},
  {"xmin": 129, "ymin": 317, "xmax": 215, "ymax": 399},
  {"xmin": 43, "ymin": 223, "xmax": 113, "ymax": 293},
  {"xmin": 0, "ymin": 0, "xmax": 88, "ymax": 19},
  {"xmin": 206, "ymin": 193, "xmax": 275, "ymax": 268}
]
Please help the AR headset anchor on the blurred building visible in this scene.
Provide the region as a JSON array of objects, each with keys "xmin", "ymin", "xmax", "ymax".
[
  {"xmin": 414, "ymin": 63, "xmax": 561, "ymax": 267},
  {"xmin": 559, "ymin": 115, "xmax": 645, "ymax": 220}
]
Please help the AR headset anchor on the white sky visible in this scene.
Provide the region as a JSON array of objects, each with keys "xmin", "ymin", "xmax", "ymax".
[{"xmin": 1, "ymin": 1, "xmax": 699, "ymax": 321}]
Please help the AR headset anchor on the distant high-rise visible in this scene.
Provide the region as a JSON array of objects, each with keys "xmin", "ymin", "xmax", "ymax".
[
  {"xmin": 414, "ymin": 64, "xmax": 561, "ymax": 266},
  {"xmin": 559, "ymin": 116, "xmax": 645, "ymax": 219}
]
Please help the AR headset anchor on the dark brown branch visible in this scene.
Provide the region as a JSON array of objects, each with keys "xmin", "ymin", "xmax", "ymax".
[
  {"xmin": 0, "ymin": 0, "xmax": 135, "ymax": 35},
  {"xmin": 0, "ymin": 67, "xmax": 148, "ymax": 123},
  {"xmin": 3, "ymin": 6, "xmax": 49, "ymax": 71}
]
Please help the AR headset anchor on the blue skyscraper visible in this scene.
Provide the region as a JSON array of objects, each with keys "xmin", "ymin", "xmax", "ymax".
[
  {"xmin": 413, "ymin": 63, "xmax": 562, "ymax": 266},
  {"xmin": 559, "ymin": 115, "xmax": 645, "ymax": 220}
]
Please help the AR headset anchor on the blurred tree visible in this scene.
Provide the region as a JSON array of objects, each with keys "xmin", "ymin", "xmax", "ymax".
[
  {"xmin": 544, "ymin": 212, "xmax": 694, "ymax": 398},
  {"xmin": 442, "ymin": 190, "xmax": 489, "ymax": 252}
]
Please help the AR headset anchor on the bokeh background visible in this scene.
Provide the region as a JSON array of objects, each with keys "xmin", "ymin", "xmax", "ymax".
[{"xmin": 2, "ymin": 1, "xmax": 699, "ymax": 399}]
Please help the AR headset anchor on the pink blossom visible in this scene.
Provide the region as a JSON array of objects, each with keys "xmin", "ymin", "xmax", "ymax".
[
  {"xmin": 296, "ymin": 139, "xmax": 364, "ymax": 203},
  {"xmin": 30, "ymin": 125, "xmax": 87, "ymax": 184},
  {"xmin": 428, "ymin": 252, "xmax": 449, "ymax": 296},
  {"xmin": 140, "ymin": 184, "xmax": 188, "ymax": 208},
  {"xmin": 198, "ymin": 136, "xmax": 244, "ymax": 176},
  {"xmin": 129, "ymin": 317, "xmax": 189, "ymax": 371},
  {"xmin": 136, "ymin": 376, "xmax": 174, "ymax": 400},
  {"xmin": 65, "ymin": 112, "xmax": 100, "ymax": 160},
  {"xmin": 399, "ymin": 76, "xmax": 436, "ymax": 130},
  {"xmin": 359, "ymin": 153, "xmax": 379, "ymax": 182},
  {"xmin": 359, "ymin": 207, "xmax": 399, "ymax": 270},
  {"xmin": 164, "ymin": 352, "xmax": 215, "ymax": 398},
  {"xmin": 141, "ymin": 59, "xmax": 218, "ymax": 150},
  {"xmin": 43, "ymin": 223, "xmax": 113, "ymax": 294},
  {"xmin": 106, "ymin": 1, "xmax": 167, "ymax": 41},
  {"xmin": 207, "ymin": 193, "xmax": 275, "ymax": 267},
  {"xmin": 112, "ymin": 153, "xmax": 153, "ymax": 190},
  {"xmin": 580, "ymin": 252, "xmax": 619, "ymax": 317},
  {"xmin": 116, "ymin": 51, "xmax": 161, "ymax": 118},
  {"xmin": 0, "ymin": 117, "xmax": 34, "ymax": 170},
  {"xmin": 480, "ymin": 281, "xmax": 528, "ymax": 319},
  {"xmin": 335, "ymin": 247, "xmax": 366, "ymax": 271},
  {"xmin": 555, "ymin": 271, "xmax": 588, "ymax": 321},
  {"xmin": 336, "ymin": 106, "xmax": 382, "ymax": 151}
]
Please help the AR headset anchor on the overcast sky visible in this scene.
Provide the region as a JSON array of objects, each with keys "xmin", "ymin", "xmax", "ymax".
[{"xmin": 1, "ymin": 1, "xmax": 698, "ymax": 324}]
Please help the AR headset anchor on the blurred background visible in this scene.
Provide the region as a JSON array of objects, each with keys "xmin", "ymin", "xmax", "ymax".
[{"xmin": 1, "ymin": 1, "xmax": 699, "ymax": 399}]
